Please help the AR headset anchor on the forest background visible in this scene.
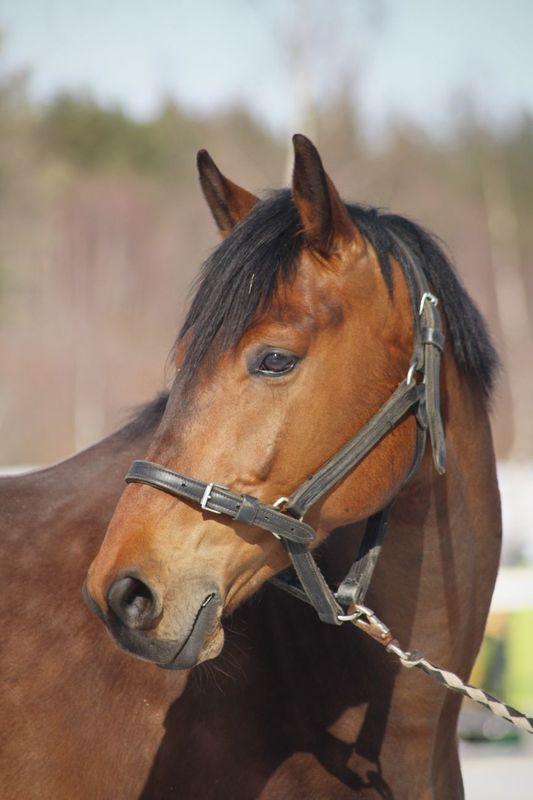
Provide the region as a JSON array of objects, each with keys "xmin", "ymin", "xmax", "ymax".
[{"xmin": 0, "ymin": 4, "xmax": 531, "ymax": 467}]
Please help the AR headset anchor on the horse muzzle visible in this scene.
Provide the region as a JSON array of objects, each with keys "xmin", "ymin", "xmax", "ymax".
[{"xmin": 82, "ymin": 578, "xmax": 223, "ymax": 669}]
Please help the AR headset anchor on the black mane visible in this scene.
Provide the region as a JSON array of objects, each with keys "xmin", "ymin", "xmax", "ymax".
[{"xmin": 178, "ymin": 189, "xmax": 498, "ymax": 399}]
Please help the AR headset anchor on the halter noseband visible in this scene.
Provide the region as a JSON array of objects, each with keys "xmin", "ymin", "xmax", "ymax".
[{"xmin": 125, "ymin": 243, "xmax": 445, "ymax": 626}]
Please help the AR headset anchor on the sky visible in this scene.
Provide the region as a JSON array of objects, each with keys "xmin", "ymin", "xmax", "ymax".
[{"xmin": 1, "ymin": 0, "xmax": 532, "ymax": 136}]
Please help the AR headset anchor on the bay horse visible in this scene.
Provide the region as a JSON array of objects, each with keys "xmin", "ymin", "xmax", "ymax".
[
  {"xmin": 84, "ymin": 135, "xmax": 501, "ymax": 798},
  {"xmin": 2, "ymin": 135, "xmax": 501, "ymax": 798}
]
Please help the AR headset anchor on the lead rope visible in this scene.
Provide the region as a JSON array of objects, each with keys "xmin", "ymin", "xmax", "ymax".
[{"xmin": 347, "ymin": 604, "xmax": 533, "ymax": 735}]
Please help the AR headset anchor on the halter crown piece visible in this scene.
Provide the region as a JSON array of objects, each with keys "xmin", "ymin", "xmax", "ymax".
[{"xmin": 125, "ymin": 239, "xmax": 446, "ymax": 626}]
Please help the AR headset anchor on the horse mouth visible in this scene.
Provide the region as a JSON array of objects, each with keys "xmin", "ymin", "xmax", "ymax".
[{"xmin": 160, "ymin": 592, "xmax": 220, "ymax": 670}]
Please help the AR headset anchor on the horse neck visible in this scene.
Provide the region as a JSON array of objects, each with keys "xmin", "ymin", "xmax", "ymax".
[
  {"xmin": 0, "ymin": 406, "xmax": 164, "ymax": 559},
  {"xmin": 254, "ymin": 353, "xmax": 501, "ymax": 681},
  {"xmin": 368, "ymin": 353, "xmax": 501, "ymax": 674}
]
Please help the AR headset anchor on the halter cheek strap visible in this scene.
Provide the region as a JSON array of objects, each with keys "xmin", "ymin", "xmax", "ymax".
[
  {"xmin": 125, "ymin": 255, "xmax": 445, "ymax": 626},
  {"xmin": 283, "ymin": 379, "xmax": 425, "ymax": 520}
]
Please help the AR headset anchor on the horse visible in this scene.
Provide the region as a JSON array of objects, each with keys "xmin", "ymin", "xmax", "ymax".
[{"xmin": 84, "ymin": 134, "xmax": 502, "ymax": 798}]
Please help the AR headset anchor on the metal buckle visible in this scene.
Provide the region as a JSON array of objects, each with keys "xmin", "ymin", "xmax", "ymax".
[
  {"xmin": 200, "ymin": 483, "xmax": 222, "ymax": 514},
  {"xmin": 418, "ymin": 292, "xmax": 438, "ymax": 315},
  {"xmin": 270, "ymin": 496, "xmax": 290, "ymax": 540}
]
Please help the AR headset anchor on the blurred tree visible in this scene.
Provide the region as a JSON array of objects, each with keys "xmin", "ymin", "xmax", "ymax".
[
  {"xmin": 40, "ymin": 93, "xmax": 168, "ymax": 174},
  {"xmin": 0, "ymin": 48, "xmax": 531, "ymax": 463}
]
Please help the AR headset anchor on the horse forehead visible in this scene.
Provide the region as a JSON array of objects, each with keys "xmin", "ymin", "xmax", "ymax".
[
  {"xmin": 264, "ymin": 297, "xmax": 344, "ymax": 332},
  {"xmin": 266, "ymin": 259, "xmax": 347, "ymax": 331}
]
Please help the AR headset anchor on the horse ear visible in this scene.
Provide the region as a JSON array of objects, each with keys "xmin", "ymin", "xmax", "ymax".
[
  {"xmin": 197, "ymin": 150, "xmax": 259, "ymax": 236},
  {"xmin": 291, "ymin": 134, "xmax": 361, "ymax": 256}
]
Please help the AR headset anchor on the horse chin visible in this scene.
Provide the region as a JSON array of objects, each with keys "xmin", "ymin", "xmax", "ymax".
[
  {"xmin": 122, "ymin": 598, "xmax": 224, "ymax": 671},
  {"xmin": 160, "ymin": 624, "xmax": 225, "ymax": 670}
]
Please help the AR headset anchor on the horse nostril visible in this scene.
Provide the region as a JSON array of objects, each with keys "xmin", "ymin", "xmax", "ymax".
[{"xmin": 106, "ymin": 576, "xmax": 159, "ymax": 630}]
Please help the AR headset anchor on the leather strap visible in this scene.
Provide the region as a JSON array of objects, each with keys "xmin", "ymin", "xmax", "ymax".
[
  {"xmin": 282, "ymin": 541, "xmax": 343, "ymax": 625},
  {"xmin": 272, "ymin": 512, "xmax": 391, "ymax": 625},
  {"xmin": 390, "ymin": 231, "xmax": 446, "ymax": 474},
  {"xmin": 335, "ymin": 506, "xmax": 392, "ymax": 607},
  {"xmin": 125, "ymin": 461, "xmax": 315, "ymax": 544},
  {"xmin": 273, "ymin": 402, "xmax": 428, "ymax": 619},
  {"xmin": 419, "ymin": 295, "xmax": 446, "ymax": 474},
  {"xmin": 285, "ymin": 380, "xmax": 425, "ymax": 519}
]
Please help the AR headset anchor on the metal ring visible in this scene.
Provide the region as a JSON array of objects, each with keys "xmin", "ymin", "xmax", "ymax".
[
  {"xmin": 418, "ymin": 291, "xmax": 438, "ymax": 315},
  {"xmin": 406, "ymin": 361, "xmax": 417, "ymax": 385},
  {"xmin": 337, "ymin": 603, "xmax": 368, "ymax": 623},
  {"xmin": 272, "ymin": 496, "xmax": 289, "ymax": 510},
  {"xmin": 337, "ymin": 610, "xmax": 363, "ymax": 622},
  {"xmin": 272, "ymin": 496, "xmax": 305, "ymax": 524}
]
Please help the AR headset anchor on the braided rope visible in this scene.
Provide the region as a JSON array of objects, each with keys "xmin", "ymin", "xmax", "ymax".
[
  {"xmin": 399, "ymin": 651, "xmax": 533, "ymax": 734},
  {"xmin": 348, "ymin": 606, "xmax": 533, "ymax": 735}
]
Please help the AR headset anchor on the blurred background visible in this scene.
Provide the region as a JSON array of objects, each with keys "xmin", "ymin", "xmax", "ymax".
[{"xmin": 0, "ymin": 1, "xmax": 532, "ymax": 794}]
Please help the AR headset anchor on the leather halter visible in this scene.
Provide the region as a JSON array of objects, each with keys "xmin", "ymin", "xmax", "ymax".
[{"xmin": 125, "ymin": 245, "xmax": 446, "ymax": 626}]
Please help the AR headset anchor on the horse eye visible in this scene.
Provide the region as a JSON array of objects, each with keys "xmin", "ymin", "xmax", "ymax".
[{"xmin": 257, "ymin": 351, "xmax": 298, "ymax": 375}]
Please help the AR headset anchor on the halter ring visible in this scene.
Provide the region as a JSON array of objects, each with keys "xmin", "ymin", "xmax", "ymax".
[
  {"xmin": 272, "ymin": 496, "xmax": 289, "ymax": 510},
  {"xmin": 406, "ymin": 361, "xmax": 417, "ymax": 385},
  {"xmin": 419, "ymin": 292, "xmax": 438, "ymax": 315}
]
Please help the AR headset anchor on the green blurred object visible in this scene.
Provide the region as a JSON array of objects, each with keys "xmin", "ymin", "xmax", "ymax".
[
  {"xmin": 463, "ymin": 610, "xmax": 533, "ymax": 743},
  {"xmin": 505, "ymin": 611, "xmax": 533, "ymax": 712}
]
